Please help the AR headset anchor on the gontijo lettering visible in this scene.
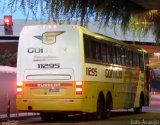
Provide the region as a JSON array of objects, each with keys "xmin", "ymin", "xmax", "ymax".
[
  {"xmin": 28, "ymin": 48, "xmax": 44, "ymax": 53},
  {"xmin": 105, "ymin": 69, "xmax": 122, "ymax": 79}
]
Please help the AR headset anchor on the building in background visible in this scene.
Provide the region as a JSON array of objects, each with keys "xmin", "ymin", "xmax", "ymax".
[
  {"xmin": 0, "ymin": 18, "xmax": 160, "ymax": 84},
  {"xmin": 0, "ymin": 19, "xmax": 48, "ymax": 67},
  {"xmin": 0, "ymin": 17, "xmax": 159, "ymax": 115}
]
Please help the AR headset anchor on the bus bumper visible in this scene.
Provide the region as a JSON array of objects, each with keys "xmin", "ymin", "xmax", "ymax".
[{"xmin": 16, "ymin": 98, "xmax": 90, "ymax": 113}]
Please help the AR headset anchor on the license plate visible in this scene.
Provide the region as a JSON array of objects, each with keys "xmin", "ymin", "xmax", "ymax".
[{"xmin": 49, "ymin": 88, "xmax": 59, "ymax": 93}]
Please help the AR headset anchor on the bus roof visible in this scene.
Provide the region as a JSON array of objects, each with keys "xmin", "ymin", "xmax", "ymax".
[
  {"xmin": 22, "ymin": 25, "xmax": 146, "ymax": 53},
  {"xmin": 79, "ymin": 25, "xmax": 146, "ymax": 53}
]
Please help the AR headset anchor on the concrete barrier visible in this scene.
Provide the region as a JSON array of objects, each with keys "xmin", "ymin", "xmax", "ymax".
[
  {"xmin": 0, "ymin": 66, "xmax": 16, "ymax": 115},
  {"xmin": 0, "ymin": 66, "xmax": 39, "ymax": 120}
]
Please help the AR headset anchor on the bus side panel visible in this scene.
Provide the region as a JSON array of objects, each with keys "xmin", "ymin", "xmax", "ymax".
[
  {"xmin": 82, "ymin": 81, "xmax": 114, "ymax": 113},
  {"xmin": 83, "ymin": 62, "xmax": 144, "ymax": 110}
]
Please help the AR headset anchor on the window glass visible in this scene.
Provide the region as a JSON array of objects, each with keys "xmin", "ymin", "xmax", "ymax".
[
  {"xmin": 133, "ymin": 52, "xmax": 137, "ymax": 67},
  {"xmin": 83, "ymin": 34, "xmax": 143, "ymax": 68},
  {"xmin": 107, "ymin": 44, "xmax": 113, "ymax": 63},
  {"xmin": 139, "ymin": 53, "xmax": 144, "ymax": 70},
  {"xmin": 91, "ymin": 40, "xmax": 96, "ymax": 60},
  {"xmin": 116, "ymin": 47, "xmax": 122, "ymax": 65},
  {"xmin": 84, "ymin": 37, "xmax": 92, "ymax": 59},
  {"xmin": 95, "ymin": 42, "xmax": 102, "ymax": 61},
  {"xmin": 130, "ymin": 51, "xmax": 133, "ymax": 66},
  {"xmin": 145, "ymin": 53, "xmax": 149, "ymax": 64},
  {"xmin": 101, "ymin": 43, "xmax": 107, "ymax": 63},
  {"xmin": 122, "ymin": 48, "xmax": 126, "ymax": 65},
  {"xmin": 137, "ymin": 53, "xmax": 140, "ymax": 67},
  {"xmin": 112, "ymin": 46, "xmax": 117, "ymax": 64},
  {"xmin": 126, "ymin": 49, "xmax": 130, "ymax": 66}
]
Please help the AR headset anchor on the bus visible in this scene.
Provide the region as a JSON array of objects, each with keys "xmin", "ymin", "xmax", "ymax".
[{"xmin": 16, "ymin": 25, "xmax": 150, "ymax": 121}]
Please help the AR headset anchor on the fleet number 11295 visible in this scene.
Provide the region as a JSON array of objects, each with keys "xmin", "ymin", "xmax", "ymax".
[{"xmin": 38, "ymin": 63, "xmax": 60, "ymax": 69}]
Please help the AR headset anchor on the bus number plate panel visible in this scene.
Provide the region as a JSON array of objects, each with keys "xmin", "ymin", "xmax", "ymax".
[{"xmin": 49, "ymin": 88, "xmax": 59, "ymax": 93}]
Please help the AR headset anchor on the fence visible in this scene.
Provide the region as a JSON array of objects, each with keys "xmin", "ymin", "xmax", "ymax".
[{"xmin": 0, "ymin": 66, "xmax": 38, "ymax": 120}]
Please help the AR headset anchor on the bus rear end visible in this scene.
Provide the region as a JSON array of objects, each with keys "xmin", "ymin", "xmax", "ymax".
[{"xmin": 16, "ymin": 25, "xmax": 85, "ymax": 116}]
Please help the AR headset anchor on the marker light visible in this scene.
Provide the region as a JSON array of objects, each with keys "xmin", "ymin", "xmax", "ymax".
[
  {"xmin": 17, "ymin": 82, "xmax": 23, "ymax": 94},
  {"xmin": 17, "ymin": 81, "xmax": 23, "ymax": 86},
  {"xmin": 76, "ymin": 81, "xmax": 83, "ymax": 94},
  {"xmin": 17, "ymin": 88, "xmax": 22, "ymax": 92}
]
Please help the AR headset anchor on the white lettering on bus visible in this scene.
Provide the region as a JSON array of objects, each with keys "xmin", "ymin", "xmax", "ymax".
[
  {"xmin": 38, "ymin": 63, "xmax": 60, "ymax": 69},
  {"xmin": 37, "ymin": 83, "xmax": 61, "ymax": 87},
  {"xmin": 28, "ymin": 48, "xmax": 44, "ymax": 53}
]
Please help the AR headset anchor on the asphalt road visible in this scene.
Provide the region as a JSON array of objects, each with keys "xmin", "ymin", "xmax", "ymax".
[
  {"xmin": 1, "ymin": 93, "xmax": 160, "ymax": 125},
  {"xmin": 1, "ymin": 106, "xmax": 159, "ymax": 125}
]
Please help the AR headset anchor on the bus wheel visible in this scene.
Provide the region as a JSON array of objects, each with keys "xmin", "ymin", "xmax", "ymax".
[
  {"xmin": 96, "ymin": 96, "xmax": 106, "ymax": 120},
  {"xmin": 106, "ymin": 95, "xmax": 112, "ymax": 118},
  {"xmin": 40, "ymin": 113, "xmax": 52, "ymax": 122}
]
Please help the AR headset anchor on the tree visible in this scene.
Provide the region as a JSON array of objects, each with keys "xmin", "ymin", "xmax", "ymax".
[
  {"xmin": 0, "ymin": 50, "xmax": 17, "ymax": 67},
  {"xmin": 6, "ymin": 0, "xmax": 160, "ymax": 43}
]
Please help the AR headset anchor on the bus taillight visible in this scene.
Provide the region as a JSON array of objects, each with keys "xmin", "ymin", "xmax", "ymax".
[
  {"xmin": 17, "ymin": 82, "xmax": 23, "ymax": 94},
  {"xmin": 76, "ymin": 81, "xmax": 83, "ymax": 94}
]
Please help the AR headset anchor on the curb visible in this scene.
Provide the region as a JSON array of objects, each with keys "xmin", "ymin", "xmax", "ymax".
[{"xmin": 0, "ymin": 113, "xmax": 39, "ymax": 121}]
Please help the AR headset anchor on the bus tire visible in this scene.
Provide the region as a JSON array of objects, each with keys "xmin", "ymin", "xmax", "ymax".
[
  {"xmin": 106, "ymin": 94, "xmax": 112, "ymax": 118},
  {"xmin": 96, "ymin": 95, "xmax": 106, "ymax": 120},
  {"xmin": 134, "ymin": 93, "xmax": 144, "ymax": 114}
]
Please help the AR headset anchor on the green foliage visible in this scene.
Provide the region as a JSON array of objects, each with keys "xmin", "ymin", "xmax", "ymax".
[
  {"xmin": 0, "ymin": 50, "xmax": 17, "ymax": 67},
  {"xmin": 6, "ymin": 0, "xmax": 160, "ymax": 43}
]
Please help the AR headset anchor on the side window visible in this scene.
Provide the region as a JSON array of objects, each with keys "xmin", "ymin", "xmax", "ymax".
[
  {"xmin": 107, "ymin": 44, "xmax": 113, "ymax": 63},
  {"xmin": 140, "ymin": 53, "xmax": 144, "ymax": 70},
  {"xmin": 145, "ymin": 53, "xmax": 149, "ymax": 65},
  {"xmin": 101, "ymin": 43, "xmax": 107, "ymax": 63},
  {"xmin": 116, "ymin": 47, "xmax": 122, "ymax": 65},
  {"xmin": 126, "ymin": 50, "xmax": 133, "ymax": 67},
  {"xmin": 95, "ymin": 42, "xmax": 102, "ymax": 61},
  {"xmin": 133, "ymin": 52, "xmax": 137, "ymax": 67},
  {"xmin": 112, "ymin": 46, "xmax": 117, "ymax": 64},
  {"xmin": 122, "ymin": 48, "xmax": 126, "ymax": 66},
  {"xmin": 137, "ymin": 53, "xmax": 140, "ymax": 67},
  {"xmin": 84, "ymin": 37, "xmax": 92, "ymax": 59},
  {"xmin": 130, "ymin": 51, "xmax": 133, "ymax": 67},
  {"xmin": 126, "ymin": 49, "xmax": 130, "ymax": 66},
  {"xmin": 90, "ymin": 40, "xmax": 102, "ymax": 61},
  {"xmin": 84, "ymin": 35, "xmax": 103, "ymax": 62},
  {"xmin": 91, "ymin": 40, "xmax": 96, "ymax": 60}
]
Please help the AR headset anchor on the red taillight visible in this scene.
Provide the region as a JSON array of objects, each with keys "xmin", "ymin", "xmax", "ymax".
[
  {"xmin": 17, "ymin": 82, "xmax": 23, "ymax": 94},
  {"xmin": 76, "ymin": 81, "xmax": 83, "ymax": 94}
]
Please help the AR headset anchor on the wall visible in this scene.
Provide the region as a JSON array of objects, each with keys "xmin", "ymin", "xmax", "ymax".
[{"xmin": 0, "ymin": 66, "xmax": 16, "ymax": 114}]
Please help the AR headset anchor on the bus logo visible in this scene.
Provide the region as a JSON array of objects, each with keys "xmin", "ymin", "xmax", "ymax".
[{"xmin": 34, "ymin": 31, "xmax": 65, "ymax": 45}]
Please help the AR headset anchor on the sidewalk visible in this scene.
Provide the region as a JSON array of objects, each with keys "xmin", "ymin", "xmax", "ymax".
[{"xmin": 0, "ymin": 112, "xmax": 39, "ymax": 121}]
